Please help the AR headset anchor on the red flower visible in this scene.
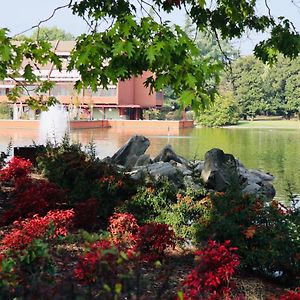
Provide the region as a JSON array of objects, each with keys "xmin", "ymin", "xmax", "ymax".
[
  {"xmin": 0, "ymin": 156, "xmax": 32, "ymax": 183},
  {"xmin": 181, "ymin": 240, "xmax": 242, "ymax": 300},
  {"xmin": 279, "ymin": 288, "xmax": 300, "ymax": 300},
  {"xmin": 0, "ymin": 209, "xmax": 74, "ymax": 251},
  {"xmin": 134, "ymin": 222, "xmax": 177, "ymax": 262}
]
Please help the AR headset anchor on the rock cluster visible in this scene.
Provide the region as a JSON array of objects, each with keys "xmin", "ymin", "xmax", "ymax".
[{"xmin": 110, "ymin": 135, "xmax": 276, "ymax": 200}]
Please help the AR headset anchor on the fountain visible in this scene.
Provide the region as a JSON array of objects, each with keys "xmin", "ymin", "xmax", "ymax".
[{"xmin": 39, "ymin": 104, "xmax": 70, "ymax": 144}]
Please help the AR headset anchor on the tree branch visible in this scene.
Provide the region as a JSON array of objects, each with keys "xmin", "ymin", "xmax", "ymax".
[{"xmin": 13, "ymin": 0, "xmax": 73, "ymax": 38}]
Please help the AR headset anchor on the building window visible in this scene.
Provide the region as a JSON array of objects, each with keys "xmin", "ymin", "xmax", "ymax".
[
  {"xmin": 87, "ymin": 87, "xmax": 117, "ymax": 97},
  {"xmin": 51, "ymin": 85, "xmax": 74, "ymax": 96}
]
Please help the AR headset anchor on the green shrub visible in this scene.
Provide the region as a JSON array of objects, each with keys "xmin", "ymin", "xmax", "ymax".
[
  {"xmin": 197, "ymin": 93, "xmax": 239, "ymax": 127},
  {"xmin": 35, "ymin": 137, "xmax": 137, "ymax": 228},
  {"xmin": 120, "ymin": 180, "xmax": 177, "ymax": 223},
  {"xmin": 0, "ymin": 103, "xmax": 11, "ymax": 119},
  {"xmin": 157, "ymin": 187, "xmax": 208, "ymax": 242},
  {"xmin": 36, "ymin": 137, "xmax": 116, "ymax": 203},
  {"xmin": 194, "ymin": 188, "xmax": 300, "ymax": 284}
]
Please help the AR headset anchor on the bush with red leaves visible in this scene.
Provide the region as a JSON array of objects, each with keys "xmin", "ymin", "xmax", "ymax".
[
  {"xmin": 74, "ymin": 239, "xmax": 130, "ymax": 284},
  {"xmin": 135, "ymin": 222, "xmax": 177, "ymax": 262},
  {"xmin": 107, "ymin": 214, "xmax": 177, "ymax": 262},
  {"xmin": 1, "ymin": 178, "xmax": 66, "ymax": 225},
  {"xmin": 279, "ymin": 288, "xmax": 300, "ymax": 300},
  {"xmin": 74, "ymin": 198, "xmax": 99, "ymax": 230},
  {"xmin": 0, "ymin": 209, "xmax": 74, "ymax": 251},
  {"xmin": 108, "ymin": 212, "xmax": 139, "ymax": 249},
  {"xmin": 0, "ymin": 156, "xmax": 32, "ymax": 183},
  {"xmin": 181, "ymin": 240, "xmax": 243, "ymax": 300}
]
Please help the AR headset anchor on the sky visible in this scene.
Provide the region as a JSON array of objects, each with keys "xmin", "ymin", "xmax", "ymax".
[{"xmin": 1, "ymin": 0, "xmax": 300, "ymax": 55}]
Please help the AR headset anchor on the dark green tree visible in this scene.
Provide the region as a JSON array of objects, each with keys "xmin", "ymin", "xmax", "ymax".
[
  {"xmin": 285, "ymin": 68, "xmax": 300, "ymax": 119},
  {"xmin": 230, "ymin": 56, "xmax": 267, "ymax": 118}
]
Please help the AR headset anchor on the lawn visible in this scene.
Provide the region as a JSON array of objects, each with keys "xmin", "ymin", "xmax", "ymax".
[{"xmin": 233, "ymin": 120, "xmax": 300, "ymax": 129}]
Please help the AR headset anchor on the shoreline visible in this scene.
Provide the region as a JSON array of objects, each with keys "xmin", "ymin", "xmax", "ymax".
[{"xmin": 223, "ymin": 120, "xmax": 300, "ymax": 129}]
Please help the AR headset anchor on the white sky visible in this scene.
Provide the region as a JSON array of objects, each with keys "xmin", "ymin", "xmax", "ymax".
[{"xmin": 1, "ymin": 0, "xmax": 300, "ymax": 55}]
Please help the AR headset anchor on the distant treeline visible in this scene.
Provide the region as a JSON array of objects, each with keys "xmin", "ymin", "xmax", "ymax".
[{"xmin": 223, "ymin": 55, "xmax": 300, "ymax": 120}]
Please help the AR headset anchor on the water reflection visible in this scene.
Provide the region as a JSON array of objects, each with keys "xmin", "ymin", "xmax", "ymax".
[{"xmin": 0, "ymin": 127, "xmax": 299, "ymax": 199}]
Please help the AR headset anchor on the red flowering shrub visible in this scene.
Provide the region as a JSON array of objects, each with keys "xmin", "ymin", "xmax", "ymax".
[
  {"xmin": 181, "ymin": 240, "xmax": 242, "ymax": 300},
  {"xmin": 74, "ymin": 239, "xmax": 129, "ymax": 284},
  {"xmin": 0, "ymin": 209, "xmax": 74, "ymax": 251},
  {"xmin": 0, "ymin": 156, "xmax": 32, "ymax": 183},
  {"xmin": 74, "ymin": 198, "xmax": 99, "ymax": 230},
  {"xmin": 279, "ymin": 288, "xmax": 300, "ymax": 300},
  {"xmin": 1, "ymin": 178, "xmax": 66, "ymax": 225},
  {"xmin": 135, "ymin": 222, "xmax": 177, "ymax": 262},
  {"xmin": 108, "ymin": 212, "xmax": 139, "ymax": 249}
]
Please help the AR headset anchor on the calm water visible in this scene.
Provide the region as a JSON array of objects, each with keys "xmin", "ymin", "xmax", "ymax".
[{"xmin": 1, "ymin": 126, "xmax": 300, "ymax": 199}]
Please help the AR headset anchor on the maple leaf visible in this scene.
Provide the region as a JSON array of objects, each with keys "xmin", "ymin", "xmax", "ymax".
[{"xmin": 243, "ymin": 226, "xmax": 257, "ymax": 239}]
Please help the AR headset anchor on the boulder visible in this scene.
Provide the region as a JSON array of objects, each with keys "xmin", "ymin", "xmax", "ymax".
[
  {"xmin": 129, "ymin": 161, "xmax": 184, "ymax": 187},
  {"xmin": 111, "ymin": 135, "xmax": 150, "ymax": 168},
  {"xmin": 248, "ymin": 169, "xmax": 274, "ymax": 182},
  {"xmin": 201, "ymin": 148, "xmax": 237, "ymax": 191},
  {"xmin": 260, "ymin": 181, "xmax": 276, "ymax": 199},
  {"xmin": 153, "ymin": 145, "xmax": 187, "ymax": 165},
  {"xmin": 134, "ymin": 154, "xmax": 152, "ymax": 167},
  {"xmin": 193, "ymin": 161, "xmax": 204, "ymax": 174}
]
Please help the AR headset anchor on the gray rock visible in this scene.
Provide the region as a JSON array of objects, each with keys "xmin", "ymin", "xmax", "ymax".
[
  {"xmin": 176, "ymin": 163, "xmax": 193, "ymax": 176},
  {"xmin": 248, "ymin": 169, "xmax": 274, "ymax": 182},
  {"xmin": 242, "ymin": 181, "xmax": 275, "ymax": 200},
  {"xmin": 134, "ymin": 154, "xmax": 151, "ymax": 167},
  {"xmin": 183, "ymin": 175, "xmax": 203, "ymax": 190},
  {"xmin": 127, "ymin": 169, "xmax": 146, "ymax": 181},
  {"xmin": 147, "ymin": 161, "xmax": 178, "ymax": 177},
  {"xmin": 130, "ymin": 162, "xmax": 184, "ymax": 187},
  {"xmin": 242, "ymin": 182, "xmax": 261, "ymax": 195},
  {"xmin": 260, "ymin": 181, "xmax": 276, "ymax": 199},
  {"xmin": 194, "ymin": 161, "xmax": 204, "ymax": 174},
  {"xmin": 201, "ymin": 148, "xmax": 237, "ymax": 191},
  {"xmin": 153, "ymin": 144, "xmax": 187, "ymax": 165},
  {"xmin": 111, "ymin": 135, "xmax": 150, "ymax": 168},
  {"xmin": 242, "ymin": 171, "xmax": 262, "ymax": 184}
]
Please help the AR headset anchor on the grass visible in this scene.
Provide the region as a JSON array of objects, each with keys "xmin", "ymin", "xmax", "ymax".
[{"xmin": 230, "ymin": 120, "xmax": 300, "ymax": 129}]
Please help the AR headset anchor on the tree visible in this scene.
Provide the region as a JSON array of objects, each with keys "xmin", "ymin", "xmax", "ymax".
[
  {"xmin": 230, "ymin": 56, "xmax": 267, "ymax": 118},
  {"xmin": 183, "ymin": 15, "xmax": 239, "ymax": 63},
  {"xmin": 197, "ymin": 93, "xmax": 239, "ymax": 127},
  {"xmin": 1, "ymin": 0, "xmax": 300, "ymax": 111},
  {"xmin": 14, "ymin": 26, "xmax": 75, "ymax": 41},
  {"xmin": 30, "ymin": 26, "xmax": 75, "ymax": 41}
]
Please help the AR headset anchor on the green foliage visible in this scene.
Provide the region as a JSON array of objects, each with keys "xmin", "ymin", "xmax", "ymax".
[
  {"xmin": 194, "ymin": 188, "xmax": 300, "ymax": 284},
  {"xmin": 158, "ymin": 187, "xmax": 209, "ymax": 241},
  {"xmin": 30, "ymin": 26, "xmax": 75, "ymax": 41},
  {"xmin": 0, "ymin": 102, "xmax": 11, "ymax": 119},
  {"xmin": 197, "ymin": 93, "xmax": 239, "ymax": 127},
  {"xmin": 2, "ymin": 1, "xmax": 300, "ymax": 111},
  {"xmin": 35, "ymin": 137, "xmax": 137, "ymax": 228},
  {"xmin": 225, "ymin": 55, "xmax": 300, "ymax": 118},
  {"xmin": 36, "ymin": 136, "xmax": 116, "ymax": 204},
  {"xmin": 121, "ymin": 179, "xmax": 209, "ymax": 241},
  {"xmin": 120, "ymin": 180, "xmax": 177, "ymax": 224},
  {"xmin": 229, "ymin": 56, "xmax": 268, "ymax": 117},
  {"xmin": 69, "ymin": 17, "xmax": 221, "ymax": 113},
  {"xmin": 0, "ymin": 29, "xmax": 62, "ymax": 108}
]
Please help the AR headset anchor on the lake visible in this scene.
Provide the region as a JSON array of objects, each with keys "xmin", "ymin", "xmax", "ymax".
[{"xmin": 1, "ymin": 126, "xmax": 299, "ymax": 199}]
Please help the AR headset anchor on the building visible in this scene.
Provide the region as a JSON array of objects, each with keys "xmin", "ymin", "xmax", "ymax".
[{"xmin": 0, "ymin": 41, "xmax": 163, "ymax": 120}]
